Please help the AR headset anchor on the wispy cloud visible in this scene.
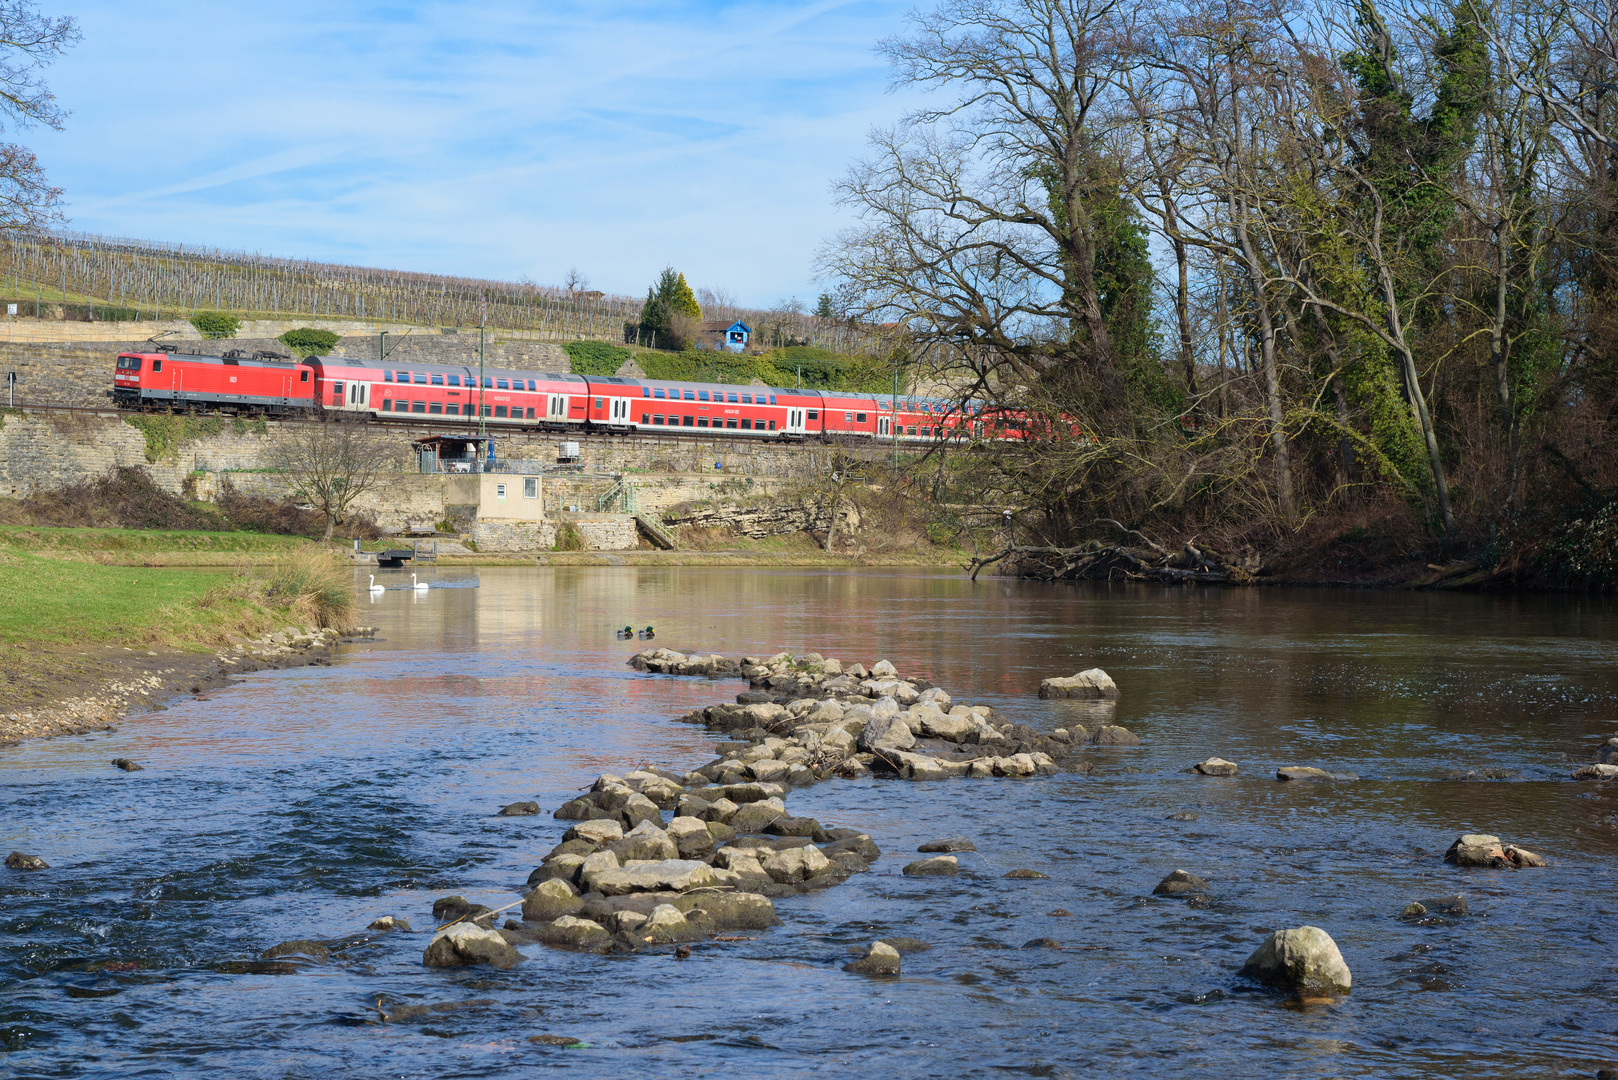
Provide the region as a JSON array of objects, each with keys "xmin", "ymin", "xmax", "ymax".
[{"xmin": 37, "ymin": 0, "xmax": 918, "ymax": 306}]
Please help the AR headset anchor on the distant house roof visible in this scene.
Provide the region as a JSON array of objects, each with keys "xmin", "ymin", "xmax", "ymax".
[{"xmin": 700, "ymin": 319, "xmax": 751, "ymax": 334}]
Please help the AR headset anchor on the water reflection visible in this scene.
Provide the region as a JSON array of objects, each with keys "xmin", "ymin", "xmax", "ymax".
[{"xmin": 1, "ymin": 569, "xmax": 1615, "ymax": 1078}]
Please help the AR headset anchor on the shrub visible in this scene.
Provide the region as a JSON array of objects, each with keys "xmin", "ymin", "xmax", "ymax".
[
  {"xmin": 279, "ymin": 327, "xmax": 341, "ymax": 356},
  {"xmin": 554, "ymin": 522, "xmax": 585, "ymax": 551},
  {"xmin": 190, "ymin": 312, "xmax": 241, "ymax": 339},
  {"xmin": 18, "ymin": 465, "xmax": 225, "ymax": 530},
  {"xmin": 563, "ymin": 340, "xmax": 632, "ymax": 376}
]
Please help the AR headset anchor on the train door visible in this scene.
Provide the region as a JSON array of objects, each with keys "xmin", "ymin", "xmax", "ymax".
[
  {"xmin": 547, "ymin": 394, "xmax": 568, "ymax": 421},
  {"xmin": 607, "ymin": 397, "xmax": 631, "ymax": 426},
  {"xmin": 785, "ymin": 407, "xmax": 806, "ymax": 435},
  {"xmin": 878, "ymin": 416, "xmax": 891, "ymax": 437}
]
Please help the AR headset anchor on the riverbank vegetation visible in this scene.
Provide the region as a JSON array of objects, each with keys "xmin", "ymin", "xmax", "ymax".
[
  {"xmin": 821, "ymin": 0, "xmax": 1618, "ymax": 590},
  {"xmin": 562, "ymin": 340, "xmax": 907, "ymax": 393}
]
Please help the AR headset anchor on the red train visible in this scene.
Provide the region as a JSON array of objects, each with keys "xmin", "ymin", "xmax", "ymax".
[{"xmin": 112, "ymin": 348, "xmax": 1009, "ymax": 443}]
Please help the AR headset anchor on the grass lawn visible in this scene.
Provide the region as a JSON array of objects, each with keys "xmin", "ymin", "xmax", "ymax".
[{"xmin": 0, "ymin": 525, "xmax": 313, "ymax": 558}]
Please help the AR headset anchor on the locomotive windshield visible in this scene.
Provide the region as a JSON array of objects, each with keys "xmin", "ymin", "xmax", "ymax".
[{"xmin": 116, "ymin": 357, "xmax": 141, "ymax": 370}]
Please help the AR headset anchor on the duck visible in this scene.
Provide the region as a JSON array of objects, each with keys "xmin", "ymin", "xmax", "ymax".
[
  {"xmin": 411, "ymin": 573, "xmax": 430, "ymax": 592},
  {"xmin": 368, "ymin": 574, "xmax": 385, "ymax": 594},
  {"xmin": 616, "ymin": 625, "xmax": 635, "ymax": 639},
  {"xmin": 638, "ymin": 625, "xmax": 655, "ymax": 640}
]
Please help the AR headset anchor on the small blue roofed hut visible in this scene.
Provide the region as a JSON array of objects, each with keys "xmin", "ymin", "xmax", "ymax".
[{"xmin": 702, "ymin": 319, "xmax": 751, "ymax": 352}]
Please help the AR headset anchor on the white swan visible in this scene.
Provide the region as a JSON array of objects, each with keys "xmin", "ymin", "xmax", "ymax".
[
  {"xmin": 368, "ymin": 574, "xmax": 385, "ymax": 594},
  {"xmin": 412, "ymin": 573, "xmax": 430, "ymax": 592}
]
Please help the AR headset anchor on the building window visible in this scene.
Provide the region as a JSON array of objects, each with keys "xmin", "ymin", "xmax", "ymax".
[
  {"xmin": 496, "ymin": 483, "xmax": 506, "ymax": 498},
  {"xmin": 413, "ymin": 401, "xmax": 425, "ymax": 413},
  {"xmin": 495, "ymin": 405, "xmax": 508, "ymax": 418},
  {"xmin": 430, "ymin": 402, "xmax": 443, "ymax": 414},
  {"xmin": 524, "ymin": 477, "xmax": 538, "ymax": 498}
]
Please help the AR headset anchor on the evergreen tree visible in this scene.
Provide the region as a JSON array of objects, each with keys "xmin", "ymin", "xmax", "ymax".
[{"xmin": 641, "ymin": 267, "xmax": 701, "ymax": 339}]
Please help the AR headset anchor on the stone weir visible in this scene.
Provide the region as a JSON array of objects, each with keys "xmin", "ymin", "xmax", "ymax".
[{"xmin": 251, "ymin": 649, "xmax": 1116, "ymax": 978}]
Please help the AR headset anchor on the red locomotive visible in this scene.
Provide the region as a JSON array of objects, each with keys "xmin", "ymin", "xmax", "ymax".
[{"xmin": 111, "ymin": 348, "xmax": 1006, "ymax": 443}]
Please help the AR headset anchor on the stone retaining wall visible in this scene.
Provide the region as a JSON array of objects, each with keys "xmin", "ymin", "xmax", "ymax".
[{"xmin": 553, "ymin": 513, "xmax": 638, "ymax": 551}]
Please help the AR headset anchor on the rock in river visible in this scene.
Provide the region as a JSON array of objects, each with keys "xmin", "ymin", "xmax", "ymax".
[
  {"xmin": 902, "ymin": 855, "xmax": 959, "ymax": 877},
  {"xmin": 918, "ymin": 837, "xmax": 976, "ymax": 853},
  {"xmin": 423, "ymin": 923, "xmax": 524, "ymax": 970},
  {"xmin": 112, "ymin": 758, "xmax": 143, "ymax": 772},
  {"xmin": 761, "ymin": 845, "xmax": 832, "ymax": 883},
  {"xmin": 1090, "ymin": 725, "xmax": 1142, "ymax": 746},
  {"xmin": 1187, "ymin": 757, "xmax": 1238, "ymax": 777},
  {"xmin": 1276, "ymin": 766, "xmax": 1359, "ymax": 782},
  {"xmin": 1038, "ymin": 669, "xmax": 1119, "ymax": 700},
  {"xmin": 1152, "ymin": 869, "xmax": 1211, "ymax": 897},
  {"xmin": 587, "ymin": 859, "xmax": 720, "ymax": 896},
  {"xmin": 1239, "ymin": 926, "xmax": 1351, "ymax": 997},
  {"xmin": 537, "ymin": 916, "xmax": 612, "ymax": 950},
  {"xmin": 844, "ymin": 940, "xmax": 902, "ymax": 976},
  {"xmin": 1443, "ymin": 834, "xmax": 1546, "ymax": 868},
  {"xmin": 858, "ymin": 709, "xmax": 916, "ymax": 753},
  {"xmin": 522, "ymin": 879, "xmax": 584, "ymax": 922},
  {"xmin": 498, "ymin": 801, "xmax": 540, "ymax": 816},
  {"xmin": 5, "ymin": 851, "xmax": 48, "ymax": 870}
]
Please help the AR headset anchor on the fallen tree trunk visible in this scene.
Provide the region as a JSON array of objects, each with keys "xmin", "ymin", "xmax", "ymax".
[{"xmin": 966, "ymin": 521, "xmax": 1257, "ymax": 585}]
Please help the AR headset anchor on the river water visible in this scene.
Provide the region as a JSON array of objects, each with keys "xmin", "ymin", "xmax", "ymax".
[{"xmin": 3, "ymin": 568, "xmax": 1617, "ymax": 1078}]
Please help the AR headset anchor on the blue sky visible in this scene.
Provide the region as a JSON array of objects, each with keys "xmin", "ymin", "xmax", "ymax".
[{"xmin": 33, "ymin": 1, "xmax": 918, "ymax": 307}]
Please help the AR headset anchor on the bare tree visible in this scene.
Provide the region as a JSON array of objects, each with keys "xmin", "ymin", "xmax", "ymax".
[
  {"xmin": 272, "ymin": 420, "xmax": 397, "ymax": 540},
  {"xmin": 563, "ymin": 266, "xmax": 588, "ymax": 293},
  {"xmin": 0, "ymin": 1, "xmax": 79, "ymax": 232}
]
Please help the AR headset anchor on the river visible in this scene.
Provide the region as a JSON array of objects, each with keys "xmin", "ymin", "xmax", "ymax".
[{"xmin": 3, "ymin": 568, "xmax": 1616, "ymax": 1078}]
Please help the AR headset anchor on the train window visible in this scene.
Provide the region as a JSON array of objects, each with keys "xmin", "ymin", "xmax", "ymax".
[
  {"xmin": 879, "ymin": 400, "xmax": 889, "ymax": 409},
  {"xmin": 431, "ymin": 374, "xmax": 444, "ymax": 386},
  {"xmin": 447, "ymin": 375, "xmax": 460, "ymax": 386},
  {"xmin": 907, "ymin": 425, "xmax": 916, "ymax": 435},
  {"xmin": 738, "ymin": 418, "xmax": 750, "ymax": 429},
  {"xmin": 525, "ymin": 380, "xmax": 534, "ymax": 391},
  {"xmin": 382, "ymin": 370, "xmax": 392, "ymax": 382},
  {"xmin": 497, "ymin": 379, "xmax": 509, "ymax": 390},
  {"xmin": 430, "ymin": 403, "xmax": 443, "ymax": 415},
  {"xmin": 414, "ymin": 373, "xmax": 427, "ymax": 384},
  {"xmin": 682, "ymin": 415, "xmax": 694, "ymax": 426},
  {"xmin": 395, "ymin": 371, "xmax": 408, "ymax": 382},
  {"xmin": 698, "ymin": 391, "xmax": 710, "ymax": 401},
  {"xmin": 856, "ymin": 412, "xmax": 866, "ymax": 423},
  {"xmin": 525, "ymin": 407, "xmax": 535, "ymax": 419},
  {"xmin": 725, "ymin": 418, "xmax": 738, "ymax": 429},
  {"xmin": 769, "ymin": 419, "xmax": 777, "ymax": 430},
  {"xmin": 524, "ymin": 477, "xmax": 538, "ymax": 498},
  {"xmin": 593, "ymin": 397, "xmax": 603, "ymax": 408},
  {"xmin": 844, "ymin": 411, "xmax": 853, "ymax": 422},
  {"xmin": 769, "ymin": 395, "xmax": 777, "ymax": 404},
  {"xmin": 116, "ymin": 357, "xmax": 139, "ymax": 370},
  {"xmin": 653, "ymin": 389, "xmax": 666, "ymax": 399},
  {"xmin": 697, "ymin": 417, "xmax": 709, "ymax": 427},
  {"xmin": 413, "ymin": 401, "xmax": 426, "ymax": 413},
  {"xmin": 301, "ymin": 370, "xmax": 309, "ymax": 382},
  {"xmin": 683, "ymin": 390, "xmax": 694, "ymax": 400},
  {"xmin": 642, "ymin": 387, "xmax": 650, "ymax": 397},
  {"xmin": 484, "ymin": 377, "xmax": 494, "ymax": 389},
  {"xmin": 641, "ymin": 412, "xmax": 649, "ymax": 423},
  {"xmin": 151, "ymin": 359, "xmax": 163, "ymax": 372},
  {"xmin": 481, "ymin": 405, "xmax": 491, "ymax": 417},
  {"xmin": 807, "ymin": 409, "xmax": 818, "ymax": 419},
  {"xmin": 727, "ymin": 393, "xmax": 739, "ymax": 403},
  {"xmin": 495, "ymin": 405, "xmax": 508, "ymax": 417},
  {"xmin": 652, "ymin": 414, "xmax": 664, "ymax": 425},
  {"xmin": 740, "ymin": 394, "xmax": 752, "ymax": 404}
]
